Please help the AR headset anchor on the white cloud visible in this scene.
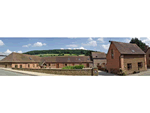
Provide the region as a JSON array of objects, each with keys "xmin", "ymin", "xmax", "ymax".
[
  {"xmin": 142, "ymin": 37, "xmax": 150, "ymax": 46},
  {"xmin": 4, "ymin": 49, "xmax": 23, "ymax": 55},
  {"xmin": 18, "ymin": 51, "xmax": 22, "ymax": 53},
  {"xmin": 66, "ymin": 44, "xmax": 78, "ymax": 48},
  {"xmin": 130, "ymin": 37, "xmax": 141, "ymax": 40},
  {"xmin": 97, "ymin": 37, "xmax": 104, "ymax": 43},
  {"xmin": 0, "ymin": 40, "xmax": 4, "ymax": 46},
  {"xmin": 5, "ymin": 49, "xmax": 12, "ymax": 54},
  {"xmin": 32, "ymin": 42, "xmax": 46, "ymax": 47},
  {"xmin": 60, "ymin": 48, "xmax": 64, "ymax": 50},
  {"xmin": 43, "ymin": 43, "xmax": 46, "ymax": 46},
  {"xmin": 67, "ymin": 47, "xmax": 86, "ymax": 50},
  {"xmin": 79, "ymin": 47, "xmax": 86, "ymax": 50},
  {"xmin": 124, "ymin": 39, "xmax": 131, "ymax": 43},
  {"xmin": 22, "ymin": 44, "xmax": 31, "ymax": 47},
  {"xmin": 82, "ymin": 40, "xmax": 97, "ymax": 47},
  {"xmin": 88, "ymin": 37, "xmax": 93, "ymax": 41},
  {"xmin": 102, "ymin": 44, "xmax": 110, "ymax": 50}
]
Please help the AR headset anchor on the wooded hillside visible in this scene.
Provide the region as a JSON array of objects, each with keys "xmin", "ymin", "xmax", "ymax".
[{"xmin": 24, "ymin": 49, "xmax": 98, "ymax": 56}]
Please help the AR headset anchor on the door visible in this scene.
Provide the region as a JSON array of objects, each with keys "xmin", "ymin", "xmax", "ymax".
[
  {"xmin": 56, "ymin": 63, "xmax": 59, "ymax": 68},
  {"xmin": 87, "ymin": 63, "xmax": 89, "ymax": 67}
]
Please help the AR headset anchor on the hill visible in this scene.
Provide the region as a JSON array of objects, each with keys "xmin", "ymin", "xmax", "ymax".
[{"xmin": 24, "ymin": 49, "xmax": 98, "ymax": 57}]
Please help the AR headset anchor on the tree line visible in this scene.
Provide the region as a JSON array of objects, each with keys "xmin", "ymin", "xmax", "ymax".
[{"xmin": 24, "ymin": 49, "xmax": 97, "ymax": 56}]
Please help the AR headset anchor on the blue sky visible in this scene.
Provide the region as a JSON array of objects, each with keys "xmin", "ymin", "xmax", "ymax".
[{"xmin": 0, "ymin": 37, "xmax": 149, "ymax": 55}]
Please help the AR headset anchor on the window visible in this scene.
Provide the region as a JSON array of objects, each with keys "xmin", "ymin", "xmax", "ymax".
[
  {"xmin": 96, "ymin": 56, "xmax": 97, "ymax": 58},
  {"xmin": 127, "ymin": 63, "xmax": 132, "ymax": 70},
  {"xmin": 111, "ymin": 49, "xmax": 114, "ymax": 59},
  {"xmin": 65, "ymin": 64, "xmax": 67, "ymax": 66},
  {"xmin": 15, "ymin": 65, "xmax": 18, "ymax": 68},
  {"xmin": 20, "ymin": 65, "xmax": 22, "ymax": 68},
  {"xmin": 49, "ymin": 63, "xmax": 51, "ymax": 66},
  {"xmin": 28, "ymin": 64, "xmax": 30, "ymax": 68},
  {"xmin": 138, "ymin": 62, "xmax": 143, "ymax": 68}
]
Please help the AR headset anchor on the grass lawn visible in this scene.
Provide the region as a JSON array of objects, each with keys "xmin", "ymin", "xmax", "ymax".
[{"xmin": 35, "ymin": 54, "xmax": 85, "ymax": 57}]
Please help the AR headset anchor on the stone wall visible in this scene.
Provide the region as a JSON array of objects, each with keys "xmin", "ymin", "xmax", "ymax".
[
  {"xmin": 93, "ymin": 59, "xmax": 106, "ymax": 67},
  {"xmin": 12, "ymin": 68, "xmax": 98, "ymax": 76}
]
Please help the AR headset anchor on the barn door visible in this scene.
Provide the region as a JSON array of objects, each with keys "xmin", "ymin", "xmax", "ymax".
[{"xmin": 56, "ymin": 63, "xmax": 59, "ymax": 68}]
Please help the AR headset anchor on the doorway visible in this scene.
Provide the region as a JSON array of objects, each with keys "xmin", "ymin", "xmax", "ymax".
[
  {"xmin": 56, "ymin": 63, "xmax": 59, "ymax": 68},
  {"xmin": 87, "ymin": 63, "xmax": 89, "ymax": 67}
]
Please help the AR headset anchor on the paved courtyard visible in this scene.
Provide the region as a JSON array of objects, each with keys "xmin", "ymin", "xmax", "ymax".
[{"xmin": 98, "ymin": 69, "xmax": 150, "ymax": 76}]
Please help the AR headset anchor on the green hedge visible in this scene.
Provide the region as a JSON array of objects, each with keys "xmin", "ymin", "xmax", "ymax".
[{"xmin": 62, "ymin": 65, "xmax": 84, "ymax": 69}]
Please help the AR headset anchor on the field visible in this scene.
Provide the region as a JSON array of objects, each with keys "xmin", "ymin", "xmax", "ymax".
[{"xmin": 35, "ymin": 54, "xmax": 85, "ymax": 57}]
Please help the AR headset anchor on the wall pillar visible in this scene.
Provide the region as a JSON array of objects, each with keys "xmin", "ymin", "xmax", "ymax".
[
  {"xmin": 144, "ymin": 54, "xmax": 147, "ymax": 70},
  {"xmin": 92, "ymin": 67, "xmax": 98, "ymax": 76},
  {"xmin": 120, "ymin": 55, "xmax": 124, "ymax": 70}
]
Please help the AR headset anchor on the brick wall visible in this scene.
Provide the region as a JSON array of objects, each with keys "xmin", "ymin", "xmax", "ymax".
[
  {"xmin": 12, "ymin": 63, "xmax": 40, "ymax": 69},
  {"xmin": 45, "ymin": 62, "xmax": 92, "ymax": 69},
  {"xmin": 106, "ymin": 42, "xmax": 121, "ymax": 73},
  {"xmin": 0, "ymin": 63, "xmax": 12, "ymax": 68},
  {"xmin": 13, "ymin": 68, "xmax": 98, "ymax": 76},
  {"xmin": 146, "ymin": 49, "xmax": 150, "ymax": 67}
]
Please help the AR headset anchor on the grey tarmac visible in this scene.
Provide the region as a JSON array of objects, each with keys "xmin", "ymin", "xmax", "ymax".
[{"xmin": 0, "ymin": 69, "xmax": 30, "ymax": 76}]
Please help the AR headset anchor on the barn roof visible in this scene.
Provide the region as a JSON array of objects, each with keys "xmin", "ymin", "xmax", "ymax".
[
  {"xmin": 111, "ymin": 41, "xmax": 145, "ymax": 55},
  {"xmin": 41, "ymin": 56, "xmax": 92, "ymax": 63},
  {"xmin": 0, "ymin": 52, "xmax": 41, "ymax": 62},
  {"xmin": 0, "ymin": 53, "xmax": 93, "ymax": 63},
  {"xmin": 91, "ymin": 52, "xmax": 106, "ymax": 59}
]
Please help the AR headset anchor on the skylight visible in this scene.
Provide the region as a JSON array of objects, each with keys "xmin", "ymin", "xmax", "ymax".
[
  {"xmin": 29, "ymin": 57, "xmax": 32, "ymax": 60},
  {"xmin": 132, "ymin": 50, "xmax": 135, "ymax": 52}
]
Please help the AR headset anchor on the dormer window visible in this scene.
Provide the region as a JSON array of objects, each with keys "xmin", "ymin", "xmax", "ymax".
[{"xmin": 111, "ymin": 49, "xmax": 114, "ymax": 59}]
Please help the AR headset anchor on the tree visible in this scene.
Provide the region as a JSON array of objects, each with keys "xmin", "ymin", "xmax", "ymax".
[{"xmin": 130, "ymin": 38, "xmax": 146, "ymax": 51}]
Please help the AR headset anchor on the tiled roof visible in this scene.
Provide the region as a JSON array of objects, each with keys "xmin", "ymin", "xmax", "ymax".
[
  {"xmin": 41, "ymin": 56, "xmax": 92, "ymax": 63},
  {"xmin": 0, "ymin": 52, "xmax": 41, "ymax": 62},
  {"xmin": 111, "ymin": 41, "xmax": 145, "ymax": 54},
  {"xmin": 0, "ymin": 53, "xmax": 93, "ymax": 63},
  {"xmin": 91, "ymin": 52, "xmax": 106, "ymax": 58}
]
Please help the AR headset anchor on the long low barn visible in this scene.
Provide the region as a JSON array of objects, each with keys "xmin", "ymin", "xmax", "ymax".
[{"xmin": 0, "ymin": 52, "xmax": 106, "ymax": 69}]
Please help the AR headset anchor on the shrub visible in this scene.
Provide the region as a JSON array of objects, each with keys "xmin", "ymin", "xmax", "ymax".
[
  {"xmin": 62, "ymin": 65, "xmax": 84, "ymax": 69},
  {"xmin": 62, "ymin": 66, "xmax": 74, "ymax": 69},
  {"xmin": 73, "ymin": 65, "xmax": 84, "ymax": 69}
]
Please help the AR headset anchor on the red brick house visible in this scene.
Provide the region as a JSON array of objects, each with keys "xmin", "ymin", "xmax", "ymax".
[
  {"xmin": 145, "ymin": 48, "xmax": 150, "ymax": 67},
  {"xmin": 106, "ymin": 41, "xmax": 147, "ymax": 75}
]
